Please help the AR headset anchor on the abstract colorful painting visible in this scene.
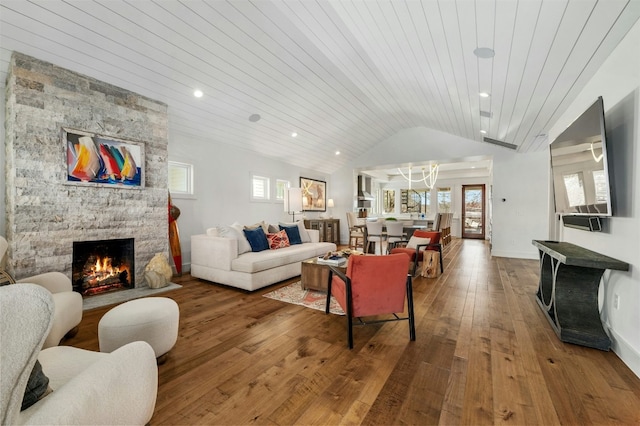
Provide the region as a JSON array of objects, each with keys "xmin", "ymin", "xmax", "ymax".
[{"xmin": 64, "ymin": 129, "xmax": 144, "ymax": 188}]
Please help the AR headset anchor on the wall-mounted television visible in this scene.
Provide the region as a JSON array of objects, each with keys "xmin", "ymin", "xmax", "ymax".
[{"xmin": 550, "ymin": 96, "xmax": 612, "ymax": 220}]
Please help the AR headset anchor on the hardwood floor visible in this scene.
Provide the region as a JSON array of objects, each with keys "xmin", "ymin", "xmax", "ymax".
[{"xmin": 66, "ymin": 239, "xmax": 640, "ymax": 425}]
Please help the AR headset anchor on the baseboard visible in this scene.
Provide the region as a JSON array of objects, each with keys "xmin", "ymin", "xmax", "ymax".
[
  {"xmin": 606, "ymin": 323, "xmax": 640, "ymax": 379},
  {"xmin": 490, "ymin": 249, "xmax": 538, "ymax": 260},
  {"xmin": 173, "ymin": 262, "xmax": 191, "ymax": 275}
]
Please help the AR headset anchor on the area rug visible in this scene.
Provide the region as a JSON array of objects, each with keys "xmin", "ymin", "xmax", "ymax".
[{"xmin": 263, "ymin": 281, "xmax": 345, "ymax": 315}]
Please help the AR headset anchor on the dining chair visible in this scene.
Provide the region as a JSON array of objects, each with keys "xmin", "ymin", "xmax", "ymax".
[
  {"xmin": 325, "ymin": 253, "xmax": 415, "ymax": 349},
  {"xmin": 385, "ymin": 221, "xmax": 405, "ymax": 254},
  {"xmin": 346, "ymin": 212, "xmax": 364, "ymax": 250},
  {"xmin": 365, "ymin": 221, "xmax": 385, "ymax": 255}
]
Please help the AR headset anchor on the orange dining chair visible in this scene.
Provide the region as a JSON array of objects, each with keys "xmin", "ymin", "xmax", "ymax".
[
  {"xmin": 325, "ymin": 253, "xmax": 415, "ymax": 349},
  {"xmin": 389, "ymin": 230, "xmax": 443, "ymax": 276}
]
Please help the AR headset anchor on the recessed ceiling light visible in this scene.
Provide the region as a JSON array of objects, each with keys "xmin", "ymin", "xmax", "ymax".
[
  {"xmin": 473, "ymin": 47, "xmax": 495, "ymax": 59},
  {"xmin": 291, "ymin": 132, "xmax": 298, "ymax": 137},
  {"xmin": 480, "ymin": 130, "xmax": 487, "ymax": 134},
  {"xmin": 335, "ymin": 151, "xmax": 340, "ymax": 155},
  {"xmin": 479, "ymin": 92, "xmax": 490, "ymax": 98},
  {"xmin": 193, "ymin": 89, "xmax": 203, "ymax": 98},
  {"xmin": 248, "ymin": 114, "xmax": 261, "ymax": 122}
]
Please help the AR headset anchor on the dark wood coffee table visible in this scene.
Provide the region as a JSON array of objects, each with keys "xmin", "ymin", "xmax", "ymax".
[{"xmin": 300, "ymin": 257, "xmax": 346, "ymax": 292}]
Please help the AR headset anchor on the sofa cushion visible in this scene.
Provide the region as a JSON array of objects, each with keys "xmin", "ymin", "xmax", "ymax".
[
  {"xmin": 266, "ymin": 230, "xmax": 290, "ymax": 249},
  {"xmin": 243, "ymin": 227, "xmax": 270, "ymax": 252},
  {"xmin": 231, "ymin": 242, "xmax": 335, "ymax": 273},
  {"xmin": 407, "ymin": 235, "xmax": 431, "ymax": 250},
  {"xmin": 279, "ymin": 221, "xmax": 311, "ymax": 243},
  {"xmin": 245, "ymin": 221, "xmax": 269, "ymax": 234},
  {"xmin": 221, "ymin": 222, "xmax": 250, "ymax": 254},
  {"xmin": 279, "ymin": 224, "xmax": 302, "ymax": 245}
]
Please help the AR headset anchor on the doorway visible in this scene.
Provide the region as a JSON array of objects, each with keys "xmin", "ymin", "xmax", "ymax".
[{"xmin": 462, "ymin": 184, "xmax": 485, "ymax": 239}]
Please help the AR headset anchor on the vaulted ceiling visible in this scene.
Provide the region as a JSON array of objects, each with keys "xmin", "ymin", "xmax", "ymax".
[{"xmin": 1, "ymin": 0, "xmax": 639, "ymax": 174}]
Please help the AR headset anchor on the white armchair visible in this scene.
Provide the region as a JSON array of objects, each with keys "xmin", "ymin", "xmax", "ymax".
[
  {"xmin": 1, "ymin": 236, "xmax": 83, "ymax": 348},
  {"xmin": 16, "ymin": 272, "xmax": 83, "ymax": 349},
  {"xmin": 0, "ymin": 284, "xmax": 158, "ymax": 425}
]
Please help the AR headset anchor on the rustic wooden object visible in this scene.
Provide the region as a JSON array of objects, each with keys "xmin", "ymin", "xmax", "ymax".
[
  {"xmin": 304, "ymin": 218, "xmax": 340, "ymax": 245},
  {"xmin": 532, "ymin": 240, "xmax": 629, "ymax": 350},
  {"xmin": 300, "ymin": 257, "xmax": 346, "ymax": 292},
  {"xmin": 421, "ymin": 250, "xmax": 440, "ymax": 278}
]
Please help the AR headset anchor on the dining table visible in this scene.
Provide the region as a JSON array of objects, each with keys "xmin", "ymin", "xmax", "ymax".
[{"xmin": 355, "ymin": 221, "xmax": 432, "ymax": 254}]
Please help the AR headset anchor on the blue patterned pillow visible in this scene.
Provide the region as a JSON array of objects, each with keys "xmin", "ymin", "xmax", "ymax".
[
  {"xmin": 279, "ymin": 224, "xmax": 302, "ymax": 245},
  {"xmin": 243, "ymin": 227, "xmax": 269, "ymax": 252}
]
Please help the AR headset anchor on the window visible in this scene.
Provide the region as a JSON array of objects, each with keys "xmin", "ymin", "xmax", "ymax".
[
  {"xmin": 275, "ymin": 179, "xmax": 290, "ymax": 201},
  {"xmin": 592, "ymin": 170, "xmax": 608, "ymax": 203},
  {"xmin": 252, "ymin": 175, "xmax": 270, "ymax": 201},
  {"xmin": 563, "ymin": 173, "xmax": 585, "ymax": 207},
  {"xmin": 400, "ymin": 189, "xmax": 429, "ymax": 213},
  {"xmin": 437, "ymin": 187, "xmax": 452, "ymax": 213},
  {"xmin": 383, "ymin": 190, "xmax": 395, "ymax": 213},
  {"xmin": 168, "ymin": 161, "xmax": 194, "ymax": 196}
]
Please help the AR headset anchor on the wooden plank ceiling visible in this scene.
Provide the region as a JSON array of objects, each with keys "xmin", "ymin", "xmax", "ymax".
[{"xmin": 1, "ymin": 0, "xmax": 639, "ymax": 174}]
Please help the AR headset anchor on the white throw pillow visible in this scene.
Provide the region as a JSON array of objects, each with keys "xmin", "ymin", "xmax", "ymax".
[
  {"xmin": 229, "ymin": 222, "xmax": 252, "ymax": 254},
  {"xmin": 206, "ymin": 227, "xmax": 220, "ymax": 237},
  {"xmin": 406, "ymin": 236, "xmax": 430, "ymax": 251}
]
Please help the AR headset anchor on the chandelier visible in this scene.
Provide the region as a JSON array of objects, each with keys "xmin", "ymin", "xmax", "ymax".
[{"xmin": 397, "ymin": 164, "xmax": 439, "ymax": 190}]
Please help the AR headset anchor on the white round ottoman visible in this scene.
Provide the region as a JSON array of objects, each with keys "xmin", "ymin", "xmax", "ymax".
[{"xmin": 99, "ymin": 297, "xmax": 179, "ymax": 363}]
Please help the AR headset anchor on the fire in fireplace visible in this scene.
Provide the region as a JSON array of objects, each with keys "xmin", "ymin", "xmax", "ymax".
[{"xmin": 72, "ymin": 238, "xmax": 134, "ymax": 296}]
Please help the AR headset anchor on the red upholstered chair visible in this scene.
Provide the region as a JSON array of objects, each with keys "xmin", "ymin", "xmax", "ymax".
[
  {"xmin": 389, "ymin": 230, "xmax": 443, "ymax": 276},
  {"xmin": 325, "ymin": 254, "xmax": 415, "ymax": 349}
]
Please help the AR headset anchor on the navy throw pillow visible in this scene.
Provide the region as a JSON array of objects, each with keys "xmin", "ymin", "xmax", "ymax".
[
  {"xmin": 21, "ymin": 360, "xmax": 50, "ymax": 411},
  {"xmin": 243, "ymin": 227, "xmax": 270, "ymax": 252},
  {"xmin": 279, "ymin": 224, "xmax": 302, "ymax": 245}
]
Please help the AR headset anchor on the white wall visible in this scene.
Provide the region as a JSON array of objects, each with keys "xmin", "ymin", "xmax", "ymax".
[
  {"xmin": 167, "ymin": 132, "xmax": 329, "ymax": 271},
  {"xmin": 0, "ymin": 85, "xmax": 5, "ymax": 238},
  {"xmin": 330, "ymin": 126, "xmax": 549, "ymax": 259},
  {"xmin": 547, "ymin": 19, "xmax": 640, "ymax": 377}
]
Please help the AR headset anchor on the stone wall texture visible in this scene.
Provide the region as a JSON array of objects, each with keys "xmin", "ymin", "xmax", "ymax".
[{"xmin": 5, "ymin": 52, "xmax": 169, "ymax": 286}]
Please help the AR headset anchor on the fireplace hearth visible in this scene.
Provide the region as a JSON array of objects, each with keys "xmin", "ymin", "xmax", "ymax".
[{"xmin": 73, "ymin": 238, "xmax": 135, "ymax": 296}]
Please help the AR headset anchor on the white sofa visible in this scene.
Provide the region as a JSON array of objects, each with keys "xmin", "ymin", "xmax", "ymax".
[{"xmin": 191, "ymin": 228, "xmax": 336, "ymax": 291}]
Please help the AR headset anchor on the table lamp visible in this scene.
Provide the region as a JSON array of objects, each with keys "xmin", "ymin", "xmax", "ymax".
[
  {"xmin": 327, "ymin": 199, "xmax": 335, "ymax": 218},
  {"xmin": 285, "ymin": 188, "xmax": 303, "ymax": 221}
]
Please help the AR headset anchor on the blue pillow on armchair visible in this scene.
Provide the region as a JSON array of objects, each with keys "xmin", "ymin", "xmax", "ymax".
[
  {"xmin": 243, "ymin": 227, "xmax": 270, "ymax": 252},
  {"xmin": 279, "ymin": 224, "xmax": 302, "ymax": 245}
]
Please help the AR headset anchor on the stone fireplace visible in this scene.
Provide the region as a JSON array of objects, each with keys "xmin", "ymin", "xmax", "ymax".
[
  {"xmin": 4, "ymin": 52, "xmax": 169, "ymax": 286},
  {"xmin": 72, "ymin": 238, "xmax": 135, "ymax": 296}
]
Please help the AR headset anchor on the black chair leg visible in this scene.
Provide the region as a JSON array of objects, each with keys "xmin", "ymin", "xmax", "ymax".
[
  {"xmin": 439, "ymin": 247, "xmax": 444, "ymax": 274},
  {"xmin": 406, "ymin": 276, "xmax": 416, "ymax": 341},
  {"xmin": 325, "ymin": 270, "xmax": 333, "ymax": 314}
]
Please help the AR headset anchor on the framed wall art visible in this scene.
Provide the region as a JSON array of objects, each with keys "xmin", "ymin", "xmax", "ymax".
[
  {"xmin": 64, "ymin": 128, "xmax": 144, "ymax": 188},
  {"xmin": 300, "ymin": 177, "xmax": 326, "ymax": 211}
]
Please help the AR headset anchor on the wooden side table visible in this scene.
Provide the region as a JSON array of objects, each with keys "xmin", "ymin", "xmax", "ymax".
[{"xmin": 304, "ymin": 219, "xmax": 340, "ymax": 245}]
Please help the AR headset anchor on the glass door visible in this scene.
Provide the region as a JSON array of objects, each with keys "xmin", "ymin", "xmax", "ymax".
[{"xmin": 462, "ymin": 184, "xmax": 485, "ymax": 239}]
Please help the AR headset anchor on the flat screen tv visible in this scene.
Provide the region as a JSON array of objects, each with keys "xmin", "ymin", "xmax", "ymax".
[{"xmin": 550, "ymin": 96, "xmax": 612, "ymax": 217}]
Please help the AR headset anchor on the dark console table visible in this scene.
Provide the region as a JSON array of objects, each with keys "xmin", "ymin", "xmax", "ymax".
[{"xmin": 532, "ymin": 240, "xmax": 629, "ymax": 350}]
